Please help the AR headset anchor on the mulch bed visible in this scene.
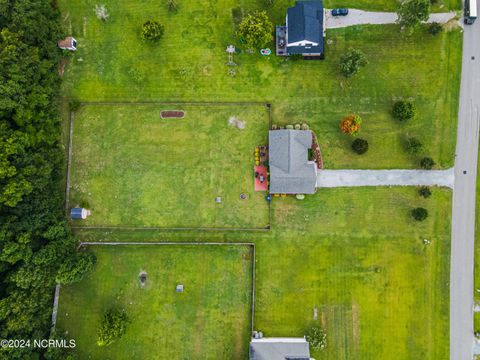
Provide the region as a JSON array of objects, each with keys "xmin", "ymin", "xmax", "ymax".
[{"xmin": 161, "ymin": 110, "xmax": 185, "ymax": 119}]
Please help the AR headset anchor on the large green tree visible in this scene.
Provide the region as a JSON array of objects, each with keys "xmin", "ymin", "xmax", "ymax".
[
  {"xmin": 397, "ymin": 0, "xmax": 431, "ymax": 29},
  {"xmin": 237, "ymin": 10, "xmax": 273, "ymax": 49}
]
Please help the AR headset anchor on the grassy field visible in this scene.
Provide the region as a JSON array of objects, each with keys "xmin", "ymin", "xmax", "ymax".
[
  {"xmin": 59, "ymin": 0, "xmax": 462, "ymax": 169},
  {"xmin": 71, "ymin": 186, "xmax": 452, "ymax": 360},
  {"xmin": 56, "ymin": 245, "xmax": 253, "ymax": 360},
  {"xmin": 58, "ymin": 0, "xmax": 459, "ymax": 358},
  {"xmin": 69, "ymin": 104, "xmax": 270, "ymax": 228}
]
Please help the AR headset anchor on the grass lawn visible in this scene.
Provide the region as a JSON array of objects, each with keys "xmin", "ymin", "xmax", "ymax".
[
  {"xmin": 56, "ymin": 245, "xmax": 253, "ymax": 360},
  {"xmin": 72, "ymin": 186, "xmax": 452, "ymax": 360},
  {"xmin": 59, "ymin": 0, "xmax": 462, "ymax": 169},
  {"xmin": 69, "ymin": 104, "xmax": 270, "ymax": 228}
]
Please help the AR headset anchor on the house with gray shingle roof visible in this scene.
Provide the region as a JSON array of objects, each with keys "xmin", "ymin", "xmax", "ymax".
[
  {"xmin": 269, "ymin": 130, "xmax": 317, "ymax": 194},
  {"xmin": 276, "ymin": 1, "xmax": 325, "ymax": 58},
  {"xmin": 249, "ymin": 337, "xmax": 311, "ymax": 360}
]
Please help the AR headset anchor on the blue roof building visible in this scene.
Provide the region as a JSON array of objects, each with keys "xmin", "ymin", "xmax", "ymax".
[
  {"xmin": 70, "ymin": 207, "xmax": 90, "ymax": 220},
  {"xmin": 276, "ymin": 1, "xmax": 325, "ymax": 59}
]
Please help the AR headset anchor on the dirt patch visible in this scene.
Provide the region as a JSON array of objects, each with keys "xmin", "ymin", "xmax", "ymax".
[
  {"xmin": 228, "ymin": 116, "xmax": 246, "ymax": 129},
  {"xmin": 58, "ymin": 58, "xmax": 68, "ymax": 76},
  {"xmin": 161, "ymin": 110, "xmax": 185, "ymax": 119},
  {"xmin": 444, "ymin": 18, "xmax": 461, "ymax": 31},
  {"xmin": 351, "ymin": 303, "xmax": 360, "ymax": 351}
]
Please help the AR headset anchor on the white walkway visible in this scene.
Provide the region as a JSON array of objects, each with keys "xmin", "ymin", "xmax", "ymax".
[
  {"xmin": 316, "ymin": 168, "xmax": 455, "ymax": 188},
  {"xmin": 325, "ymin": 9, "xmax": 457, "ymax": 29}
]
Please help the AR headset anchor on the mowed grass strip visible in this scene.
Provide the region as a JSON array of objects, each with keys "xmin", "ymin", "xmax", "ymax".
[
  {"xmin": 56, "ymin": 245, "xmax": 253, "ymax": 360},
  {"xmin": 255, "ymin": 187, "xmax": 452, "ymax": 360},
  {"xmin": 69, "ymin": 104, "xmax": 269, "ymax": 228},
  {"xmin": 59, "ymin": 0, "xmax": 462, "ymax": 169}
]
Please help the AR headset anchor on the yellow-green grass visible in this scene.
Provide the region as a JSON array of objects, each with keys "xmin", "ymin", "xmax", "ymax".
[
  {"xmin": 72, "ymin": 186, "xmax": 452, "ymax": 360},
  {"xmin": 59, "ymin": 0, "xmax": 462, "ymax": 169},
  {"xmin": 56, "ymin": 245, "xmax": 253, "ymax": 360},
  {"xmin": 69, "ymin": 104, "xmax": 270, "ymax": 228}
]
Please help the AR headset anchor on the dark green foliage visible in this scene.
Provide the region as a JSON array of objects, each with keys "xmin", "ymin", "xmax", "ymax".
[
  {"xmin": 420, "ymin": 157, "xmax": 435, "ymax": 169},
  {"xmin": 392, "ymin": 101, "xmax": 416, "ymax": 121},
  {"xmin": 411, "ymin": 207, "xmax": 428, "ymax": 221},
  {"xmin": 305, "ymin": 326, "xmax": 327, "ymax": 350},
  {"xmin": 428, "ymin": 22, "xmax": 443, "ymax": 35},
  {"xmin": 167, "ymin": 0, "xmax": 178, "ymax": 13},
  {"xmin": 237, "ymin": 10, "xmax": 273, "ymax": 49},
  {"xmin": 69, "ymin": 99, "xmax": 81, "ymax": 112},
  {"xmin": 419, "ymin": 186, "xmax": 432, "ymax": 198},
  {"xmin": 397, "ymin": 0, "xmax": 430, "ymax": 29},
  {"xmin": 97, "ymin": 309, "xmax": 128, "ymax": 346},
  {"xmin": 351, "ymin": 138, "xmax": 369, "ymax": 154},
  {"xmin": 0, "ymin": 1, "xmax": 93, "ymax": 357},
  {"xmin": 340, "ymin": 48, "xmax": 368, "ymax": 77},
  {"xmin": 141, "ymin": 20, "xmax": 165, "ymax": 42},
  {"xmin": 405, "ymin": 137, "xmax": 423, "ymax": 154},
  {"xmin": 56, "ymin": 252, "xmax": 96, "ymax": 284}
]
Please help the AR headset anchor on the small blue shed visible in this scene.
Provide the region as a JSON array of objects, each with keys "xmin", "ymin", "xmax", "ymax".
[{"xmin": 70, "ymin": 207, "xmax": 90, "ymax": 220}]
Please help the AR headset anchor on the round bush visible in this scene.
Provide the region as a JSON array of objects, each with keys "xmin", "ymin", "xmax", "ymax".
[
  {"xmin": 392, "ymin": 101, "xmax": 416, "ymax": 121},
  {"xmin": 411, "ymin": 207, "xmax": 428, "ymax": 221},
  {"xmin": 404, "ymin": 137, "xmax": 423, "ymax": 155},
  {"xmin": 418, "ymin": 186, "xmax": 432, "ymax": 198},
  {"xmin": 305, "ymin": 326, "xmax": 327, "ymax": 350},
  {"xmin": 340, "ymin": 115, "xmax": 362, "ymax": 136},
  {"xmin": 141, "ymin": 20, "xmax": 164, "ymax": 42},
  {"xmin": 420, "ymin": 157, "xmax": 435, "ymax": 169},
  {"xmin": 351, "ymin": 138, "xmax": 369, "ymax": 154}
]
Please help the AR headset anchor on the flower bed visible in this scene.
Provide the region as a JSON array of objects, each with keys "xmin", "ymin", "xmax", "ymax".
[{"xmin": 160, "ymin": 110, "xmax": 185, "ymax": 119}]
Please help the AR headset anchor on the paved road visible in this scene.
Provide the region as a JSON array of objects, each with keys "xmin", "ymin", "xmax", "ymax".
[
  {"xmin": 325, "ymin": 9, "xmax": 457, "ymax": 29},
  {"xmin": 316, "ymin": 168, "xmax": 454, "ymax": 188},
  {"xmin": 450, "ymin": 7, "xmax": 480, "ymax": 360}
]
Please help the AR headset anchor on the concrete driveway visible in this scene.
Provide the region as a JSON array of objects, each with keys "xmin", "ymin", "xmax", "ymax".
[
  {"xmin": 325, "ymin": 9, "xmax": 457, "ymax": 29},
  {"xmin": 316, "ymin": 168, "xmax": 454, "ymax": 188}
]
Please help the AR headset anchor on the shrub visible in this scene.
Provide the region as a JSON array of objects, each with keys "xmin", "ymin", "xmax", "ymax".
[
  {"xmin": 56, "ymin": 252, "xmax": 96, "ymax": 285},
  {"xmin": 271, "ymin": 124, "xmax": 278, "ymax": 130},
  {"xmin": 397, "ymin": 0, "xmax": 430, "ymax": 29},
  {"xmin": 420, "ymin": 157, "xmax": 435, "ymax": 169},
  {"xmin": 419, "ymin": 186, "xmax": 432, "ymax": 198},
  {"xmin": 392, "ymin": 100, "xmax": 416, "ymax": 121},
  {"xmin": 351, "ymin": 138, "xmax": 369, "ymax": 154},
  {"xmin": 405, "ymin": 137, "xmax": 423, "ymax": 154},
  {"xmin": 411, "ymin": 207, "xmax": 428, "ymax": 221},
  {"xmin": 340, "ymin": 115, "xmax": 363, "ymax": 136},
  {"xmin": 294, "ymin": 123, "xmax": 301, "ymax": 130},
  {"xmin": 167, "ymin": 0, "xmax": 178, "ymax": 13},
  {"xmin": 237, "ymin": 10, "xmax": 273, "ymax": 49},
  {"xmin": 428, "ymin": 22, "xmax": 443, "ymax": 35},
  {"xmin": 141, "ymin": 20, "xmax": 165, "ymax": 42},
  {"xmin": 306, "ymin": 326, "xmax": 327, "ymax": 350},
  {"xmin": 266, "ymin": 0, "xmax": 274, "ymax": 7},
  {"xmin": 286, "ymin": 124, "xmax": 294, "ymax": 129},
  {"xmin": 301, "ymin": 123, "xmax": 310, "ymax": 130},
  {"xmin": 97, "ymin": 309, "xmax": 128, "ymax": 346},
  {"xmin": 68, "ymin": 99, "xmax": 81, "ymax": 112},
  {"xmin": 340, "ymin": 48, "xmax": 368, "ymax": 77}
]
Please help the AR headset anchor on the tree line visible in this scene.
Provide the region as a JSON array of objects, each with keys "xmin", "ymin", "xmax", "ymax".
[{"xmin": 0, "ymin": 1, "xmax": 93, "ymax": 359}]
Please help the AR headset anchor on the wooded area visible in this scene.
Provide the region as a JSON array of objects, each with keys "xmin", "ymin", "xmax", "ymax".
[{"xmin": 0, "ymin": 1, "xmax": 92, "ymax": 358}]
